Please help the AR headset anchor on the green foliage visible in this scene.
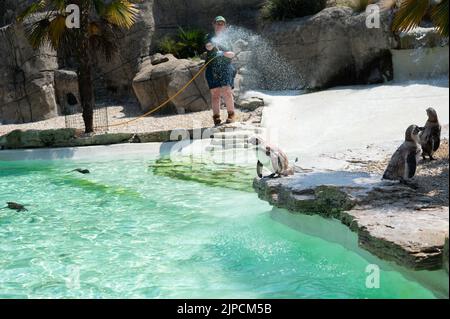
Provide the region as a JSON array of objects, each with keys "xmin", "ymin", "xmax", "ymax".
[
  {"xmin": 261, "ymin": 0, "xmax": 327, "ymax": 21},
  {"xmin": 17, "ymin": 0, "xmax": 139, "ymax": 55},
  {"xmin": 158, "ymin": 27, "xmax": 206, "ymax": 59}
]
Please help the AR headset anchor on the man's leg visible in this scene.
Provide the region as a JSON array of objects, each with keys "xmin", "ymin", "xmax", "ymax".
[
  {"xmin": 211, "ymin": 88, "xmax": 222, "ymax": 125},
  {"xmin": 221, "ymin": 86, "xmax": 236, "ymax": 123}
]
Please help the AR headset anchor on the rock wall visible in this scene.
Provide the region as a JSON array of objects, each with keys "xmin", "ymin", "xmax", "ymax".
[
  {"xmin": 92, "ymin": 0, "xmax": 156, "ymax": 97},
  {"xmin": 152, "ymin": 0, "xmax": 264, "ymax": 36},
  {"xmin": 0, "ymin": 0, "xmax": 33, "ymax": 27},
  {"xmin": 0, "ymin": 22, "xmax": 59, "ymax": 124},
  {"xmin": 261, "ymin": 7, "xmax": 396, "ymax": 89}
]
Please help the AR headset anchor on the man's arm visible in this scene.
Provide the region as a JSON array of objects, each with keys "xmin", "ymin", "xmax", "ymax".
[{"xmin": 223, "ymin": 51, "xmax": 235, "ymax": 59}]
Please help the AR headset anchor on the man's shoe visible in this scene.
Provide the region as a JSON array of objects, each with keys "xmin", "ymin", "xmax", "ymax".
[
  {"xmin": 213, "ymin": 114, "xmax": 222, "ymax": 126},
  {"xmin": 226, "ymin": 111, "xmax": 236, "ymax": 124}
]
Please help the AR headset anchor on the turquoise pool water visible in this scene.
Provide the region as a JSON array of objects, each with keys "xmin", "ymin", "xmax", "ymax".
[{"xmin": 0, "ymin": 158, "xmax": 436, "ymax": 299}]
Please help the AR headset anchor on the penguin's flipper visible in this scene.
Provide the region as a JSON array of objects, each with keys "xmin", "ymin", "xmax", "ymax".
[
  {"xmin": 432, "ymin": 136, "xmax": 440, "ymax": 154},
  {"xmin": 257, "ymin": 161, "xmax": 264, "ymax": 178},
  {"xmin": 270, "ymin": 153, "xmax": 281, "ymax": 174},
  {"xmin": 278, "ymin": 156, "xmax": 284, "ymax": 173},
  {"xmin": 406, "ymin": 151, "xmax": 417, "ymax": 179}
]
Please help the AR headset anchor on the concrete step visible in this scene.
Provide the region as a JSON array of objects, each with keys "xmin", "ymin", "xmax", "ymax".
[
  {"xmin": 213, "ymin": 131, "xmax": 255, "ymax": 140},
  {"xmin": 205, "ymin": 144, "xmax": 257, "ymax": 152},
  {"xmin": 211, "ymin": 138, "xmax": 249, "ymax": 146}
]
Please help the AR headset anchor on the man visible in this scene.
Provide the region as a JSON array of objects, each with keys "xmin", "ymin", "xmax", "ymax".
[{"xmin": 204, "ymin": 16, "xmax": 237, "ymax": 126}]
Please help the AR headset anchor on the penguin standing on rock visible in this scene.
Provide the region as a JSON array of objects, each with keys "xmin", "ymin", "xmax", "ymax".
[
  {"xmin": 420, "ymin": 107, "xmax": 441, "ymax": 161},
  {"xmin": 248, "ymin": 136, "xmax": 294, "ymax": 178},
  {"xmin": 383, "ymin": 125, "xmax": 424, "ymax": 187}
]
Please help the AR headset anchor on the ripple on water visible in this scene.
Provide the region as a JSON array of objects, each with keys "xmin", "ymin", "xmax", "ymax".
[{"xmin": 0, "ymin": 158, "xmax": 437, "ymax": 299}]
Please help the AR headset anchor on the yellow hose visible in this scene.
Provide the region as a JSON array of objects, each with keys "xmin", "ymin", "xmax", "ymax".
[{"xmin": 99, "ymin": 57, "xmax": 216, "ymax": 129}]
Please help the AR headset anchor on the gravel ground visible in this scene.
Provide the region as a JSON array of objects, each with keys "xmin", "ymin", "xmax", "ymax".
[
  {"xmin": 364, "ymin": 139, "xmax": 449, "ymax": 206},
  {"xmin": 0, "ymin": 102, "xmax": 247, "ymax": 136}
]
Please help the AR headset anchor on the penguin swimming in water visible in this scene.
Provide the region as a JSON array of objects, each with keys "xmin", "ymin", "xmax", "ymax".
[
  {"xmin": 0, "ymin": 202, "xmax": 28, "ymax": 212},
  {"xmin": 383, "ymin": 125, "xmax": 424, "ymax": 187},
  {"xmin": 71, "ymin": 168, "xmax": 90, "ymax": 174},
  {"xmin": 248, "ymin": 136, "xmax": 294, "ymax": 178},
  {"xmin": 420, "ymin": 107, "xmax": 441, "ymax": 161}
]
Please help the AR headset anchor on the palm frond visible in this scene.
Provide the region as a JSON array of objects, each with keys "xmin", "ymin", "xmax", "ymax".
[
  {"xmin": 391, "ymin": 0, "xmax": 430, "ymax": 33},
  {"xmin": 103, "ymin": 0, "xmax": 139, "ymax": 29},
  {"xmin": 17, "ymin": 0, "xmax": 48, "ymax": 22},
  {"xmin": 25, "ymin": 18, "xmax": 51, "ymax": 49},
  {"xmin": 430, "ymin": 0, "xmax": 449, "ymax": 37},
  {"xmin": 48, "ymin": 14, "xmax": 67, "ymax": 48}
]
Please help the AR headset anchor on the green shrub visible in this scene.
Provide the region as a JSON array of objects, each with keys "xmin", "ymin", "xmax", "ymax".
[
  {"xmin": 159, "ymin": 36, "xmax": 180, "ymax": 56},
  {"xmin": 261, "ymin": 0, "xmax": 327, "ymax": 21},
  {"xmin": 158, "ymin": 27, "xmax": 206, "ymax": 59}
]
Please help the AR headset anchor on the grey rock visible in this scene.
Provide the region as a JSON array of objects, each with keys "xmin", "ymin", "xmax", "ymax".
[
  {"xmin": 152, "ymin": 0, "xmax": 264, "ymax": 37},
  {"xmin": 261, "ymin": 7, "xmax": 396, "ymax": 89},
  {"xmin": 253, "ymin": 172, "xmax": 449, "ymax": 271},
  {"xmin": 132, "ymin": 55, "xmax": 211, "ymax": 114},
  {"xmin": 93, "ymin": 0, "xmax": 155, "ymax": 97},
  {"xmin": 0, "ymin": 22, "xmax": 59, "ymax": 124},
  {"xmin": 396, "ymin": 28, "xmax": 449, "ymax": 49},
  {"xmin": 151, "ymin": 53, "xmax": 170, "ymax": 65},
  {"xmin": 236, "ymin": 97, "xmax": 265, "ymax": 111},
  {"xmin": 54, "ymin": 70, "xmax": 80, "ymax": 115},
  {"xmin": 0, "ymin": 129, "xmax": 77, "ymax": 149}
]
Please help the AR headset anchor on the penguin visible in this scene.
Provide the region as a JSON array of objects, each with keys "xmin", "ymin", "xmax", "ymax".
[
  {"xmin": 72, "ymin": 168, "xmax": 90, "ymax": 174},
  {"xmin": 0, "ymin": 202, "xmax": 28, "ymax": 212},
  {"xmin": 383, "ymin": 125, "xmax": 424, "ymax": 187},
  {"xmin": 420, "ymin": 107, "xmax": 441, "ymax": 161},
  {"xmin": 248, "ymin": 136, "xmax": 294, "ymax": 178}
]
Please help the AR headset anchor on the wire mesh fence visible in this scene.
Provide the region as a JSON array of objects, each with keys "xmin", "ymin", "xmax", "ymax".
[{"xmin": 63, "ymin": 99, "xmax": 109, "ymax": 132}]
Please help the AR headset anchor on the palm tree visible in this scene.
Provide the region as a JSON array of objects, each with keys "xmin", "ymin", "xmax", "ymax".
[
  {"xmin": 18, "ymin": 0, "xmax": 139, "ymax": 133},
  {"xmin": 382, "ymin": 0, "xmax": 449, "ymax": 37}
]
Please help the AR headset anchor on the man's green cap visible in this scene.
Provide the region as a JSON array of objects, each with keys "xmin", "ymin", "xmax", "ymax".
[{"xmin": 214, "ymin": 16, "xmax": 227, "ymax": 23}]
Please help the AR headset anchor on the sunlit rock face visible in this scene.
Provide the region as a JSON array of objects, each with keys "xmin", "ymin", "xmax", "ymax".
[
  {"xmin": 253, "ymin": 172, "xmax": 449, "ymax": 271},
  {"xmin": 0, "ymin": 21, "xmax": 58, "ymax": 124},
  {"xmin": 261, "ymin": 7, "xmax": 396, "ymax": 89},
  {"xmin": 132, "ymin": 54, "xmax": 211, "ymax": 115}
]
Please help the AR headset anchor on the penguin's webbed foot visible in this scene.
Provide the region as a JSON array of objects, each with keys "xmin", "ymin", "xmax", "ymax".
[
  {"xmin": 265, "ymin": 173, "xmax": 281, "ymax": 179},
  {"xmin": 399, "ymin": 179, "xmax": 419, "ymax": 190}
]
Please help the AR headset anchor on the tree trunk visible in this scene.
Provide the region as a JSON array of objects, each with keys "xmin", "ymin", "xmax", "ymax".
[
  {"xmin": 77, "ymin": 2, "xmax": 95, "ymax": 134},
  {"xmin": 78, "ymin": 52, "xmax": 95, "ymax": 133}
]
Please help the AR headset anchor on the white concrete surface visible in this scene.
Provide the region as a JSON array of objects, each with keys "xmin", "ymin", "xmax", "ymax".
[
  {"xmin": 0, "ymin": 142, "xmax": 171, "ymax": 161},
  {"xmin": 249, "ymin": 80, "xmax": 449, "ymax": 167}
]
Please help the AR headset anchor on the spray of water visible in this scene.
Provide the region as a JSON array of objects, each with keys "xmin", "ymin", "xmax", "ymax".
[
  {"xmin": 402, "ymin": 28, "xmax": 449, "ymax": 82},
  {"xmin": 211, "ymin": 25, "xmax": 304, "ymax": 91}
]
